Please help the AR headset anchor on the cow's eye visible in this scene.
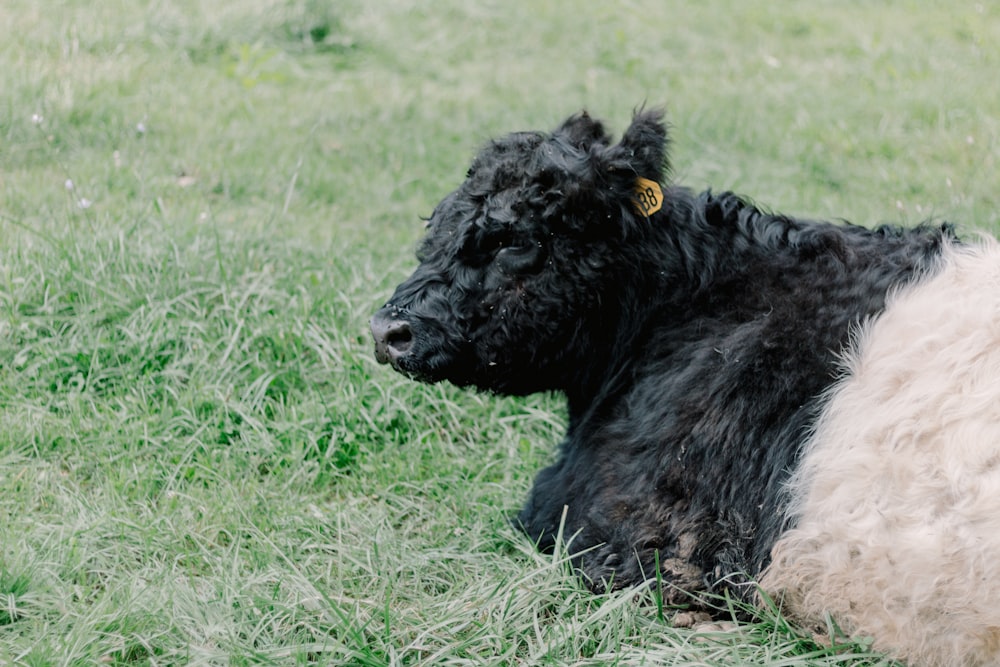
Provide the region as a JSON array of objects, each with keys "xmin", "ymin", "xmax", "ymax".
[{"xmin": 496, "ymin": 241, "xmax": 545, "ymax": 275}]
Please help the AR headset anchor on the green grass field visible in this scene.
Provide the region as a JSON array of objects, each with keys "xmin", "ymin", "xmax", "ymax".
[{"xmin": 1, "ymin": 0, "xmax": 998, "ymax": 664}]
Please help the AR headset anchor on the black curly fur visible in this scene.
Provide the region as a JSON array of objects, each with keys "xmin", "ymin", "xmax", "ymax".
[{"xmin": 371, "ymin": 110, "xmax": 955, "ymax": 606}]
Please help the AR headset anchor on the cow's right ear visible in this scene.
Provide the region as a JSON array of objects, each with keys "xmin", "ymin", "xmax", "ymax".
[{"xmin": 609, "ymin": 109, "xmax": 670, "ymax": 184}]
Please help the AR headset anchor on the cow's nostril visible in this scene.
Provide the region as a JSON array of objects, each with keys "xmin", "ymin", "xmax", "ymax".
[{"xmin": 386, "ymin": 322, "xmax": 413, "ymax": 353}]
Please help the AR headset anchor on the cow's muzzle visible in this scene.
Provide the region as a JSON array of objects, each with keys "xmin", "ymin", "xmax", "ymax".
[{"xmin": 370, "ymin": 308, "xmax": 414, "ymax": 366}]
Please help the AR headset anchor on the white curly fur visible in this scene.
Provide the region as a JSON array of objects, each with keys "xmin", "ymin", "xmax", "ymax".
[{"xmin": 762, "ymin": 239, "xmax": 1000, "ymax": 667}]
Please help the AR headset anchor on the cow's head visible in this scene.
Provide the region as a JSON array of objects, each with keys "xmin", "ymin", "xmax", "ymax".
[{"xmin": 371, "ymin": 110, "xmax": 669, "ymax": 395}]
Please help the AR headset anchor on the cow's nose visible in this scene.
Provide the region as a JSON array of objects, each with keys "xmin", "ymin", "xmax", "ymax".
[{"xmin": 370, "ymin": 312, "xmax": 414, "ymax": 365}]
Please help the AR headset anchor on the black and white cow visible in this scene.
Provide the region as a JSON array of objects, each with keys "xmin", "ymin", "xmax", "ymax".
[{"xmin": 370, "ymin": 109, "xmax": 1000, "ymax": 666}]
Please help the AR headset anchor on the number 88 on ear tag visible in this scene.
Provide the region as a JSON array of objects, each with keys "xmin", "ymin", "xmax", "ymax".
[{"xmin": 633, "ymin": 177, "xmax": 663, "ymax": 217}]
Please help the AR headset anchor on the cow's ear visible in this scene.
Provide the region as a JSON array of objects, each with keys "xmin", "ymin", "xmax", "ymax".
[
  {"xmin": 606, "ymin": 109, "xmax": 670, "ymax": 184},
  {"xmin": 553, "ymin": 111, "xmax": 612, "ymax": 151}
]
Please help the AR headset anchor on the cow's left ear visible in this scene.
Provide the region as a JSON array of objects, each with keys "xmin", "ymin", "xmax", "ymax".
[
  {"xmin": 553, "ymin": 111, "xmax": 613, "ymax": 152},
  {"xmin": 605, "ymin": 109, "xmax": 670, "ymax": 185}
]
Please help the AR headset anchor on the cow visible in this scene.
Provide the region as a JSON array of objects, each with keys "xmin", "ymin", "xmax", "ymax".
[{"xmin": 370, "ymin": 109, "xmax": 1000, "ymax": 666}]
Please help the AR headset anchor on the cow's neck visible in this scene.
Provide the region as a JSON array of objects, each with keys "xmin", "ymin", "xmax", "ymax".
[{"xmin": 561, "ymin": 188, "xmax": 770, "ymax": 433}]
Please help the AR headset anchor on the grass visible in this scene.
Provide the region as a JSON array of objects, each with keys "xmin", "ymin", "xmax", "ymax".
[{"xmin": 1, "ymin": 0, "xmax": 998, "ymax": 664}]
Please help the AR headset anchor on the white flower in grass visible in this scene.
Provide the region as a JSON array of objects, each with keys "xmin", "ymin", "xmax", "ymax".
[
  {"xmin": 65, "ymin": 179, "xmax": 74, "ymax": 191},
  {"xmin": 31, "ymin": 113, "xmax": 43, "ymax": 125},
  {"xmin": 77, "ymin": 198, "xmax": 93, "ymax": 210}
]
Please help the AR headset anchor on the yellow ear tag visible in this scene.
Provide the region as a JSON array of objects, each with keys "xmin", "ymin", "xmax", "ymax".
[{"xmin": 633, "ymin": 177, "xmax": 663, "ymax": 216}]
